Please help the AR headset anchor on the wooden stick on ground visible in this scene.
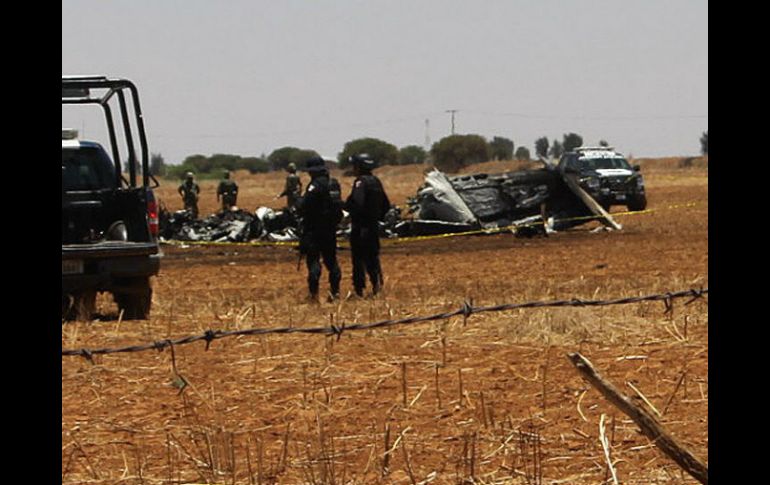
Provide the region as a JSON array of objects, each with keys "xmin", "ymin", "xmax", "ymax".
[
  {"xmin": 599, "ymin": 414, "xmax": 619, "ymax": 485},
  {"xmin": 567, "ymin": 352, "xmax": 708, "ymax": 485}
]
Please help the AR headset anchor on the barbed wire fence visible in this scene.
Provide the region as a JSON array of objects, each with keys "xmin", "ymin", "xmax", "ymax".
[{"xmin": 62, "ymin": 288, "xmax": 707, "ymax": 362}]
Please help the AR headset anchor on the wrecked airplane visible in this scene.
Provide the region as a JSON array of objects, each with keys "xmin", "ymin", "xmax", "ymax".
[
  {"xmin": 158, "ymin": 163, "xmax": 621, "ymax": 244},
  {"xmin": 396, "ymin": 163, "xmax": 621, "ymax": 237}
]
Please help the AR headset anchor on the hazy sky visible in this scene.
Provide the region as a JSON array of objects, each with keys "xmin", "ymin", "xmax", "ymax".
[{"xmin": 62, "ymin": 0, "xmax": 708, "ymax": 164}]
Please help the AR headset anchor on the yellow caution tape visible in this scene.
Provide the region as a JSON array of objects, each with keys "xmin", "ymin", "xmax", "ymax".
[
  {"xmin": 161, "ymin": 239, "xmax": 299, "ymax": 248},
  {"xmin": 161, "ymin": 202, "xmax": 700, "ymax": 249}
]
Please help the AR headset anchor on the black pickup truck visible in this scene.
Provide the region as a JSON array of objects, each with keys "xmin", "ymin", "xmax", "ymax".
[
  {"xmin": 558, "ymin": 146, "xmax": 647, "ymax": 212},
  {"xmin": 62, "ymin": 76, "xmax": 161, "ymax": 320}
]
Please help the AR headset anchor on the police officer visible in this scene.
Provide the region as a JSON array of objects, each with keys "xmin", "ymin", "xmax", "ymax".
[
  {"xmin": 345, "ymin": 153, "xmax": 391, "ymax": 297},
  {"xmin": 178, "ymin": 172, "xmax": 200, "ymax": 219},
  {"xmin": 276, "ymin": 162, "xmax": 302, "ymax": 210},
  {"xmin": 295, "ymin": 156, "xmax": 342, "ymax": 302},
  {"xmin": 217, "ymin": 170, "xmax": 239, "ymax": 211}
]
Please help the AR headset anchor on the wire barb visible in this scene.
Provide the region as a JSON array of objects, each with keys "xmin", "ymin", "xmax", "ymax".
[
  {"xmin": 79, "ymin": 348, "xmax": 94, "ymax": 364},
  {"xmin": 684, "ymin": 288, "xmax": 705, "ymax": 306},
  {"xmin": 203, "ymin": 330, "xmax": 217, "ymax": 350},
  {"xmin": 663, "ymin": 293, "xmax": 674, "ymax": 315},
  {"xmin": 461, "ymin": 299, "xmax": 474, "ymax": 326}
]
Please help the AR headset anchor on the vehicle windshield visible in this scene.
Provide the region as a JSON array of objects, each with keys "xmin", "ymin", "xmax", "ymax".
[
  {"xmin": 577, "ymin": 157, "xmax": 631, "ymax": 170},
  {"xmin": 62, "ymin": 146, "xmax": 117, "ymax": 191}
]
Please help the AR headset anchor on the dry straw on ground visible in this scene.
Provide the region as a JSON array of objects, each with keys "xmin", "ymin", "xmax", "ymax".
[{"xmin": 63, "ymin": 157, "xmax": 708, "ymax": 484}]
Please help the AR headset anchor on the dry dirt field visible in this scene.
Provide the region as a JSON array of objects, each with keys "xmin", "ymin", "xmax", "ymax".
[{"xmin": 62, "ymin": 157, "xmax": 708, "ymax": 484}]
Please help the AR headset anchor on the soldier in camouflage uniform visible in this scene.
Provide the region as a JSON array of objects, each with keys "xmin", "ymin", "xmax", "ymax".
[
  {"xmin": 216, "ymin": 170, "xmax": 239, "ymax": 211},
  {"xmin": 276, "ymin": 162, "xmax": 302, "ymax": 210},
  {"xmin": 178, "ymin": 172, "xmax": 200, "ymax": 219}
]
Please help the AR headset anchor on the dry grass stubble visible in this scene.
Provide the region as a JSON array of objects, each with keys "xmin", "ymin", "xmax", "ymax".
[{"xmin": 62, "ymin": 158, "xmax": 708, "ymax": 484}]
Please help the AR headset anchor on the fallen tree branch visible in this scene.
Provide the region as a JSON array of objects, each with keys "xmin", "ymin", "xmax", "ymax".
[{"xmin": 567, "ymin": 352, "xmax": 708, "ymax": 484}]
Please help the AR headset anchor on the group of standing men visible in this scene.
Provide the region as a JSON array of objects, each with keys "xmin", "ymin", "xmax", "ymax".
[
  {"xmin": 177, "ymin": 154, "xmax": 391, "ymax": 301},
  {"xmin": 177, "ymin": 170, "xmax": 240, "ymax": 218},
  {"xmin": 295, "ymin": 153, "xmax": 390, "ymax": 301}
]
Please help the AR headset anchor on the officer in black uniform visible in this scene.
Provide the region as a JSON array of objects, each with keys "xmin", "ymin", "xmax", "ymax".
[
  {"xmin": 345, "ymin": 153, "xmax": 391, "ymax": 297},
  {"xmin": 295, "ymin": 156, "xmax": 342, "ymax": 302}
]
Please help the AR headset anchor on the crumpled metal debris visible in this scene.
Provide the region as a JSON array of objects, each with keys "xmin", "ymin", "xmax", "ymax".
[
  {"xmin": 403, "ymin": 167, "xmax": 605, "ymax": 237},
  {"xmin": 159, "ymin": 208, "xmax": 263, "ymax": 242},
  {"xmin": 159, "ymin": 166, "xmax": 612, "ymax": 244}
]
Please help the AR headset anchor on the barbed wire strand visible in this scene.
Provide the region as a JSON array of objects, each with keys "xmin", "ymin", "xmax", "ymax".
[{"xmin": 62, "ymin": 288, "xmax": 707, "ymax": 360}]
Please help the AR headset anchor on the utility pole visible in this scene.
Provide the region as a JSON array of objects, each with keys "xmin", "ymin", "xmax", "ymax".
[
  {"xmin": 424, "ymin": 118, "xmax": 431, "ymax": 150},
  {"xmin": 445, "ymin": 109, "xmax": 458, "ymax": 135}
]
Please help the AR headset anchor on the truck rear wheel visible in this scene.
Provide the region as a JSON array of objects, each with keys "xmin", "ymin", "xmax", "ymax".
[
  {"xmin": 62, "ymin": 291, "xmax": 96, "ymax": 321},
  {"xmin": 114, "ymin": 278, "xmax": 152, "ymax": 320}
]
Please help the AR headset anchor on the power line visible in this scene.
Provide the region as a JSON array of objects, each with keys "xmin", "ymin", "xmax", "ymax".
[{"xmin": 462, "ymin": 110, "xmax": 708, "ymax": 121}]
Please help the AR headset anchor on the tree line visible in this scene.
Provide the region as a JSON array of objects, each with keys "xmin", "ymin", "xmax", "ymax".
[{"xmin": 151, "ymin": 130, "xmax": 707, "ymax": 178}]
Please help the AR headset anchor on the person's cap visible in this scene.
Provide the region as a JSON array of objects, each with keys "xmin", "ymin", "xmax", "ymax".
[
  {"xmin": 185, "ymin": 171, "xmax": 194, "ymax": 178},
  {"xmin": 350, "ymin": 153, "xmax": 376, "ymax": 170},
  {"xmin": 305, "ymin": 156, "xmax": 326, "ymax": 172},
  {"xmin": 287, "ymin": 162, "xmax": 296, "ymax": 172}
]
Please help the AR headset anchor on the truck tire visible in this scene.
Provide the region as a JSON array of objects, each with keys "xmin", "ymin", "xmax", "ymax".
[
  {"xmin": 62, "ymin": 291, "xmax": 96, "ymax": 321},
  {"xmin": 114, "ymin": 278, "xmax": 152, "ymax": 320},
  {"xmin": 626, "ymin": 195, "xmax": 647, "ymax": 212}
]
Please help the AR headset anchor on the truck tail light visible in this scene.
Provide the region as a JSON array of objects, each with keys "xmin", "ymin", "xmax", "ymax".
[{"xmin": 147, "ymin": 190, "xmax": 159, "ymax": 238}]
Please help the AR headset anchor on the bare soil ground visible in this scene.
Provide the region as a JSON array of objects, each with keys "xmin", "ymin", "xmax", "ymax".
[{"xmin": 62, "ymin": 157, "xmax": 708, "ymax": 484}]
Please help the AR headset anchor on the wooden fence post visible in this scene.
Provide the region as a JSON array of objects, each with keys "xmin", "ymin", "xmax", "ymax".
[{"xmin": 567, "ymin": 352, "xmax": 708, "ymax": 484}]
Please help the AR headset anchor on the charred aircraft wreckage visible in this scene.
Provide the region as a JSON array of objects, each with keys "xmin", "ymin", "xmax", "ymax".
[{"xmin": 159, "ymin": 147, "xmax": 644, "ymax": 244}]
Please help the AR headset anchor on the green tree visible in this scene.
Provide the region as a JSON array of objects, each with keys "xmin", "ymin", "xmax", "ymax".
[
  {"xmin": 338, "ymin": 137, "xmax": 399, "ymax": 169},
  {"xmin": 166, "ymin": 164, "xmax": 192, "ymax": 180},
  {"xmin": 398, "ymin": 145, "xmax": 427, "ymax": 165},
  {"xmin": 549, "ymin": 140, "xmax": 563, "ymax": 159},
  {"xmin": 149, "ymin": 152, "xmax": 166, "ymax": 176},
  {"xmin": 514, "ymin": 146, "xmax": 531, "ymax": 161},
  {"xmin": 209, "ymin": 153, "xmax": 241, "ymax": 172},
  {"xmin": 534, "ymin": 137, "xmax": 549, "ymax": 159},
  {"xmin": 489, "ymin": 136, "xmax": 514, "ymax": 160},
  {"xmin": 700, "ymin": 131, "xmax": 708, "ymax": 155},
  {"xmin": 268, "ymin": 147, "xmax": 303, "ymax": 171},
  {"xmin": 430, "ymin": 134, "xmax": 491, "ymax": 172},
  {"xmin": 182, "ymin": 154, "xmax": 212, "ymax": 174},
  {"xmin": 293, "ymin": 149, "xmax": 322, "ymax": 168},
  {"xmin": 236, "ymin": 156, "xmax": 270, "ymax": 174},
  {"xmin": 562, "ymin": 133, "xmax": 584, "ymax": 153}
]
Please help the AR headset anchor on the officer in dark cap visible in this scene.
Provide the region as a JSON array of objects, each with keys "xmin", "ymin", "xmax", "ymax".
[
  {"xmin": 216, "ymin": 170, "xmax": 239, "ymax": 211},
  {"xmin": 295, "ymin": 156, "xmax": 342, "ymax": 301},
  {"xmin": 345, "ymin": 153, "xmax": 391, "ymax": 297}
]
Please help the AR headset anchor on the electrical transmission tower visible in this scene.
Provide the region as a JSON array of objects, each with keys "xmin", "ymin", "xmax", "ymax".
[{"xmin": 445, "ymin": 109, "xmax": 458, "ymax": 135}]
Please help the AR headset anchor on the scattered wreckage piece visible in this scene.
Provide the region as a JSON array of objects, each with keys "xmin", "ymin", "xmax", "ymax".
[
  {"xmin": 159, "ymin": 208, "xmax": 262, "ymax": 243},
  {"xmin": 562, "ymin": 173, "xmax": 622, "ymax": 231}
]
